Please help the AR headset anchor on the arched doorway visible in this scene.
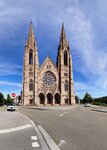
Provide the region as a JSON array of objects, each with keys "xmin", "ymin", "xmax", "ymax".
[
  {"xmin": 55, "ymin": 93, "xmax": 61, "ymax": 104},
  {"xmin": 39, "ymin": 93, "xmax": 45, "ymax": 104},
  {"xmin": 47, "ymin": 93, "xmax": 53, "ymax": 104}
]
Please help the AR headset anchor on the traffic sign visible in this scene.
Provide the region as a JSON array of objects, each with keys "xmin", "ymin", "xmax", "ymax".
[{"xmin": 11, "ymin": 93, "xmax": 16, "ymax": 98}]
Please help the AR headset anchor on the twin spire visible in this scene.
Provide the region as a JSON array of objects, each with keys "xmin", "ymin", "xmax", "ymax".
[
  {"xmin": 26, "ymin": 21, "xmax": 37, "ymax": 48},
  {"xmin": 26, "ymin": 22, "xmax": 68, "ymax": 49},
  {"xmin": 59, "ymin": 23, "xmax": 68, "ymax": 49}
]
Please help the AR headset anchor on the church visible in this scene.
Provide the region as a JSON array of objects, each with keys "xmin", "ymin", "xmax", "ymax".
[{"xmin": 22, "ymin": 22, "xmax": 75, "ymax": 106}]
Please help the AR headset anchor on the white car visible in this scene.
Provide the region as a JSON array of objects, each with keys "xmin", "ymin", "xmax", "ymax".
[
  {"xmin": 84, "ymin": 103, "xmax": 91, "ymax": 107},
  {"xmin": 7, "ymin": 103, "xmax": 16, "ymax": 111}
]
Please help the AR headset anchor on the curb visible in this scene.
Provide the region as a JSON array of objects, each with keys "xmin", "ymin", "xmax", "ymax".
[
  {"xmin": 91, "ymin": 108, "xmax": 107, "ymax": 113},
  {"xmin": 22, "ymin": 105, "xmax": 79, "ymax": 111},
  {"xmin": 37, "ymin": 125, "xmax": 61, "ymax": 150},
  {"xmin": 18, "ymin": 112, "xmax": 49, "ymax": 150},
  {"xmin": 18, "ymin": 112, "xmax": 61, "ymax": 150}
]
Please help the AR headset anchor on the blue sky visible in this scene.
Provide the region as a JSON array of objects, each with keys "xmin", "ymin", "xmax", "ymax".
[{"xmin": 0, "ymin": 0, "xmax": 107, "ymax": 98}]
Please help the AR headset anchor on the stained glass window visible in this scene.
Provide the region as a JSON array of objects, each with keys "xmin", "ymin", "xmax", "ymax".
[{"xmin": 43, "ymin": 72, "xmax": 56, "ymax": 86}]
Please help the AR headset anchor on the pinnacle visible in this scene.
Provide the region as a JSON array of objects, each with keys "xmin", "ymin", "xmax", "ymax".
[
  {"xmin": 26, "ymin": 22, "xmax": 37, "ymax": 48},
  {"xmin": 59, "ymin": 23, "xmax": 68, "ymax": 48}
]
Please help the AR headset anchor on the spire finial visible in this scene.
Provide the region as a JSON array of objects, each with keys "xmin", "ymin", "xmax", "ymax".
[
  {"xmin": 62, "ymin": 22, "xmax": 64, "ymax": 28},
  {"xmin": 30, "ymin": 21, "xmax": 33, "ymax": 29}
]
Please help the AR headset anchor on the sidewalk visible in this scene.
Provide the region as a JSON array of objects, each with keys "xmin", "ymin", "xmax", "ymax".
[
  {"xmin": 0, "ymin": 105, "xmax": 6, "ymax": 112},
  {"xmin": 22, "ymin": 105, "xmax": 78, "ymax": 111},
  {"xmin": 90, "ymin": 105, "xmax": 107, "ymax": 113},
  {"xmin": 0, "ymin": 111, "xmax": 43, "ymax": 150}
]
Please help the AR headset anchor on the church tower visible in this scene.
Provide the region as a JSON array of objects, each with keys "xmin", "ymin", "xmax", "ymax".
[
  {"xmin": 22, "ymin": 22, "xmax": 39, "ymax": 105},
  {"xmin": 22, "ymin": 22, "xmax": 75, "ymax": 106},
  {"xmin": 57, "ymin": 23, "xmax": 75, "ymax": 105}
]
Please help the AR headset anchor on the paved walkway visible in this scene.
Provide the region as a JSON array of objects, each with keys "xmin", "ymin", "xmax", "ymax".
[
  {"xmin": 22, "ymin": 105, "xmax": 79, "ymax": 111},
  {"xmin": 87, "ymin": 104, "xmax": 107, "ymax": 113},
  {"xmin": 0, "ymin": 107, "xmax": 61, "ymax": 150},
  {"xmin": 0, "ymin": 105, "xmax": 6, "ymax": 111},
  {"xmin": 91, "ymin": 107, "xmax": 107, "ymax": 113},
  {"xmin": 20, "ymin": 104, "xmax": 107, "ymax": 150},
  {"xmin": 0, "ymin": 111, "xmax": 42, "ymax": 150}
]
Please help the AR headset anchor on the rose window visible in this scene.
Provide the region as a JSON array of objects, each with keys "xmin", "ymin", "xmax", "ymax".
[{"xmin": 43, "ymin": 72, "xmax": 56, "ymax": 86}]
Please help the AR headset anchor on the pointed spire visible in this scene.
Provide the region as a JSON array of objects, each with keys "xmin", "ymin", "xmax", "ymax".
[
  {"xmin": 59, "ymin": 23, "xmax": 68, "ymax": 48},
  {"xmin": 26, "ymin": 21, "xmax": 37, "ymax": 48}
]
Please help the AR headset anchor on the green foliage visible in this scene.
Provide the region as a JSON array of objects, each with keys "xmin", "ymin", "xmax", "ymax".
[
  {"xmin": 75, "ymin": 95, "xmax": 80, "ymax": 104},
  {"xmin": 6, "ymin": 94, "xmax": 13, "ymax": 104},
  {"xmin": 80, "ymin": 99, "xmax": 83, "ymax": 104},
  {"xmin": 82, "ymin": 92, "xmax": 92, "ymax": 104},
  {"xmin": 93, "ymin": 96, "xmax": 107, "ymax": 106},
  {"xmin": 93, "ymin": 102, "xmax": 107, "ymax": 106},
  {"xmin": 0, "ymin": 92, "xmax": 5, "ymax": 105}
]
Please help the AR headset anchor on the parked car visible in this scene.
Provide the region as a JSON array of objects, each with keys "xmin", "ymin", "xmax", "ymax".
[
  {"xmin": 84, "ymin": 103, "xmax": 91, "ymax": 107},
  {"xmin": 7, "ymin": 103, "xmax": 16, "ymax": 111}
]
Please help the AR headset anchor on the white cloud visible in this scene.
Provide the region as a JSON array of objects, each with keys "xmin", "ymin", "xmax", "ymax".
[
  {"xmin": 75, "ymin": 81, "xmax": 107, "ymax": 98},
  {"xmin": 0, "ymin": 1, "xmax": 37, "ymax": 41},
  {"xmin": 1, "ymin": 90, "xmax": 21, "ymax": 98},
  {"xmin": 0, "ymin": 81, "xmax": 22, "ymax": 88},
  {"xmin": 49, "ymin": 1, "xmax": 107, "ymax": 91},
  {"xmin": 0, "ymin": 63, "xmax": 22, "ymax": 76},
  {"xmin": 0, "ymin": 0, "xmax": 107, "ymax": 97}
]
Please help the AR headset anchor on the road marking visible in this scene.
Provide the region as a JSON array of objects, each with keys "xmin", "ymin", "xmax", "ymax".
[
  {"xmin": 58, "ymin": 140, "xmax": 66, "ymax": 147},
  {"xmin": 32, "ymin": 142, "xmax": 40, "ymax": 147},
  {"xmin": 19, "ymin": 112, "xmax": 50, "ymax": 150},
  {"xmin": 31, "ymin": 136, "xmax": 37, "ymax": 140},
  {"xmin": 0, "ymin": 124, "xmax": 32, "ymax": 134},
  {"xmin": 59, "ymin": 112, "xmax": 65, "ymax": 117},
  {"xmin": 37, "ymin": 125, "xmax": 61, "ymax": 150},
  {"xmin": 59, "ymin": 111, "xmax": 69, "ymax": 117}
]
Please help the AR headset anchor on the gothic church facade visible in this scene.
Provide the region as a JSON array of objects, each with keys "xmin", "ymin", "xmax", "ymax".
[{"xmin": 22, "ymin": 22, "xmax": 75, "ymax": 106}]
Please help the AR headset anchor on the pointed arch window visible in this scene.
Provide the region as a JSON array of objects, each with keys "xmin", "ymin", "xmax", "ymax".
[
  {"xmin": 65, "ymin": 80, "xmax": 69, "ymax": 91},
  {"xmin": 29, "ymin": 50, "xmax": 33, "ymax": 64},
  {"xmin": 29, "ymin": 79, "xmax": 33, "ymax": 91},
  {"xmin": 64, "ymin": 51, "xmax": 68, "ymax": 66}
]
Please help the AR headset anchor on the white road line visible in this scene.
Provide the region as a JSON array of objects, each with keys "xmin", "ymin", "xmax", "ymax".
[
  {"xmin": 58, "ymin": 140, "xmax": 66, "ymax": 147},
  {"xmin": 37, "ymin": 125, "xmax": 61, "ymax": 150},
  {"xmin": 59, "ymin": 112, "xmax": 65, "ymax": 117},
  {"xmin": 0, "ymin": 124, "xmax": 32, "ymax": 134},
  {"xmin": 18, "ymin": 112, "xmax": 49, "ymax": 150},
  {"xmin": 31, "ymin": 136, "xmax": 37, "ymax": 140},
  {"xmin": 59, "ymin": 111, "xmax": 69, "ymax": 117},
  {"xmin": 32, "ymin": 142, "xmax": 40, "ymax": 147}
]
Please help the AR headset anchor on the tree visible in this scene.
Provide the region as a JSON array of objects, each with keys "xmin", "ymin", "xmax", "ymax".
[
  {"xmin": 0, "ymin": 92, "xmax": 5, "ymax": 105},
  {"xmin": 6, "ymin": 94, "xmax": 13, "ymax": 104},
  {"xmin": 75, "ymin": 95, "xmax": 80, "ymax": 104},
  {"xmin": 82, "ymin": 92, "xmax": 92, "ymax": 104},
  {"xmin": 93, "ymin": 96, "xmax": 107, "ymax": 106}
]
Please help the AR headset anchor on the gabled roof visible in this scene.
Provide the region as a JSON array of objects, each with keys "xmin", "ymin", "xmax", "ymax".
[{"xmin": 38, "ymin": 56, "xmax": 58, "ymax": 74}]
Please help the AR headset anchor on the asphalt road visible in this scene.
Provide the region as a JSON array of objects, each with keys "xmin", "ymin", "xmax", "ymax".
[
  {"xmin": 19, "ymin": 105, "xmax": 107, "ymax": 150},
  {"xmin": 0, "ymin": 111, "xmax": 42, "ymax": 150}
]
